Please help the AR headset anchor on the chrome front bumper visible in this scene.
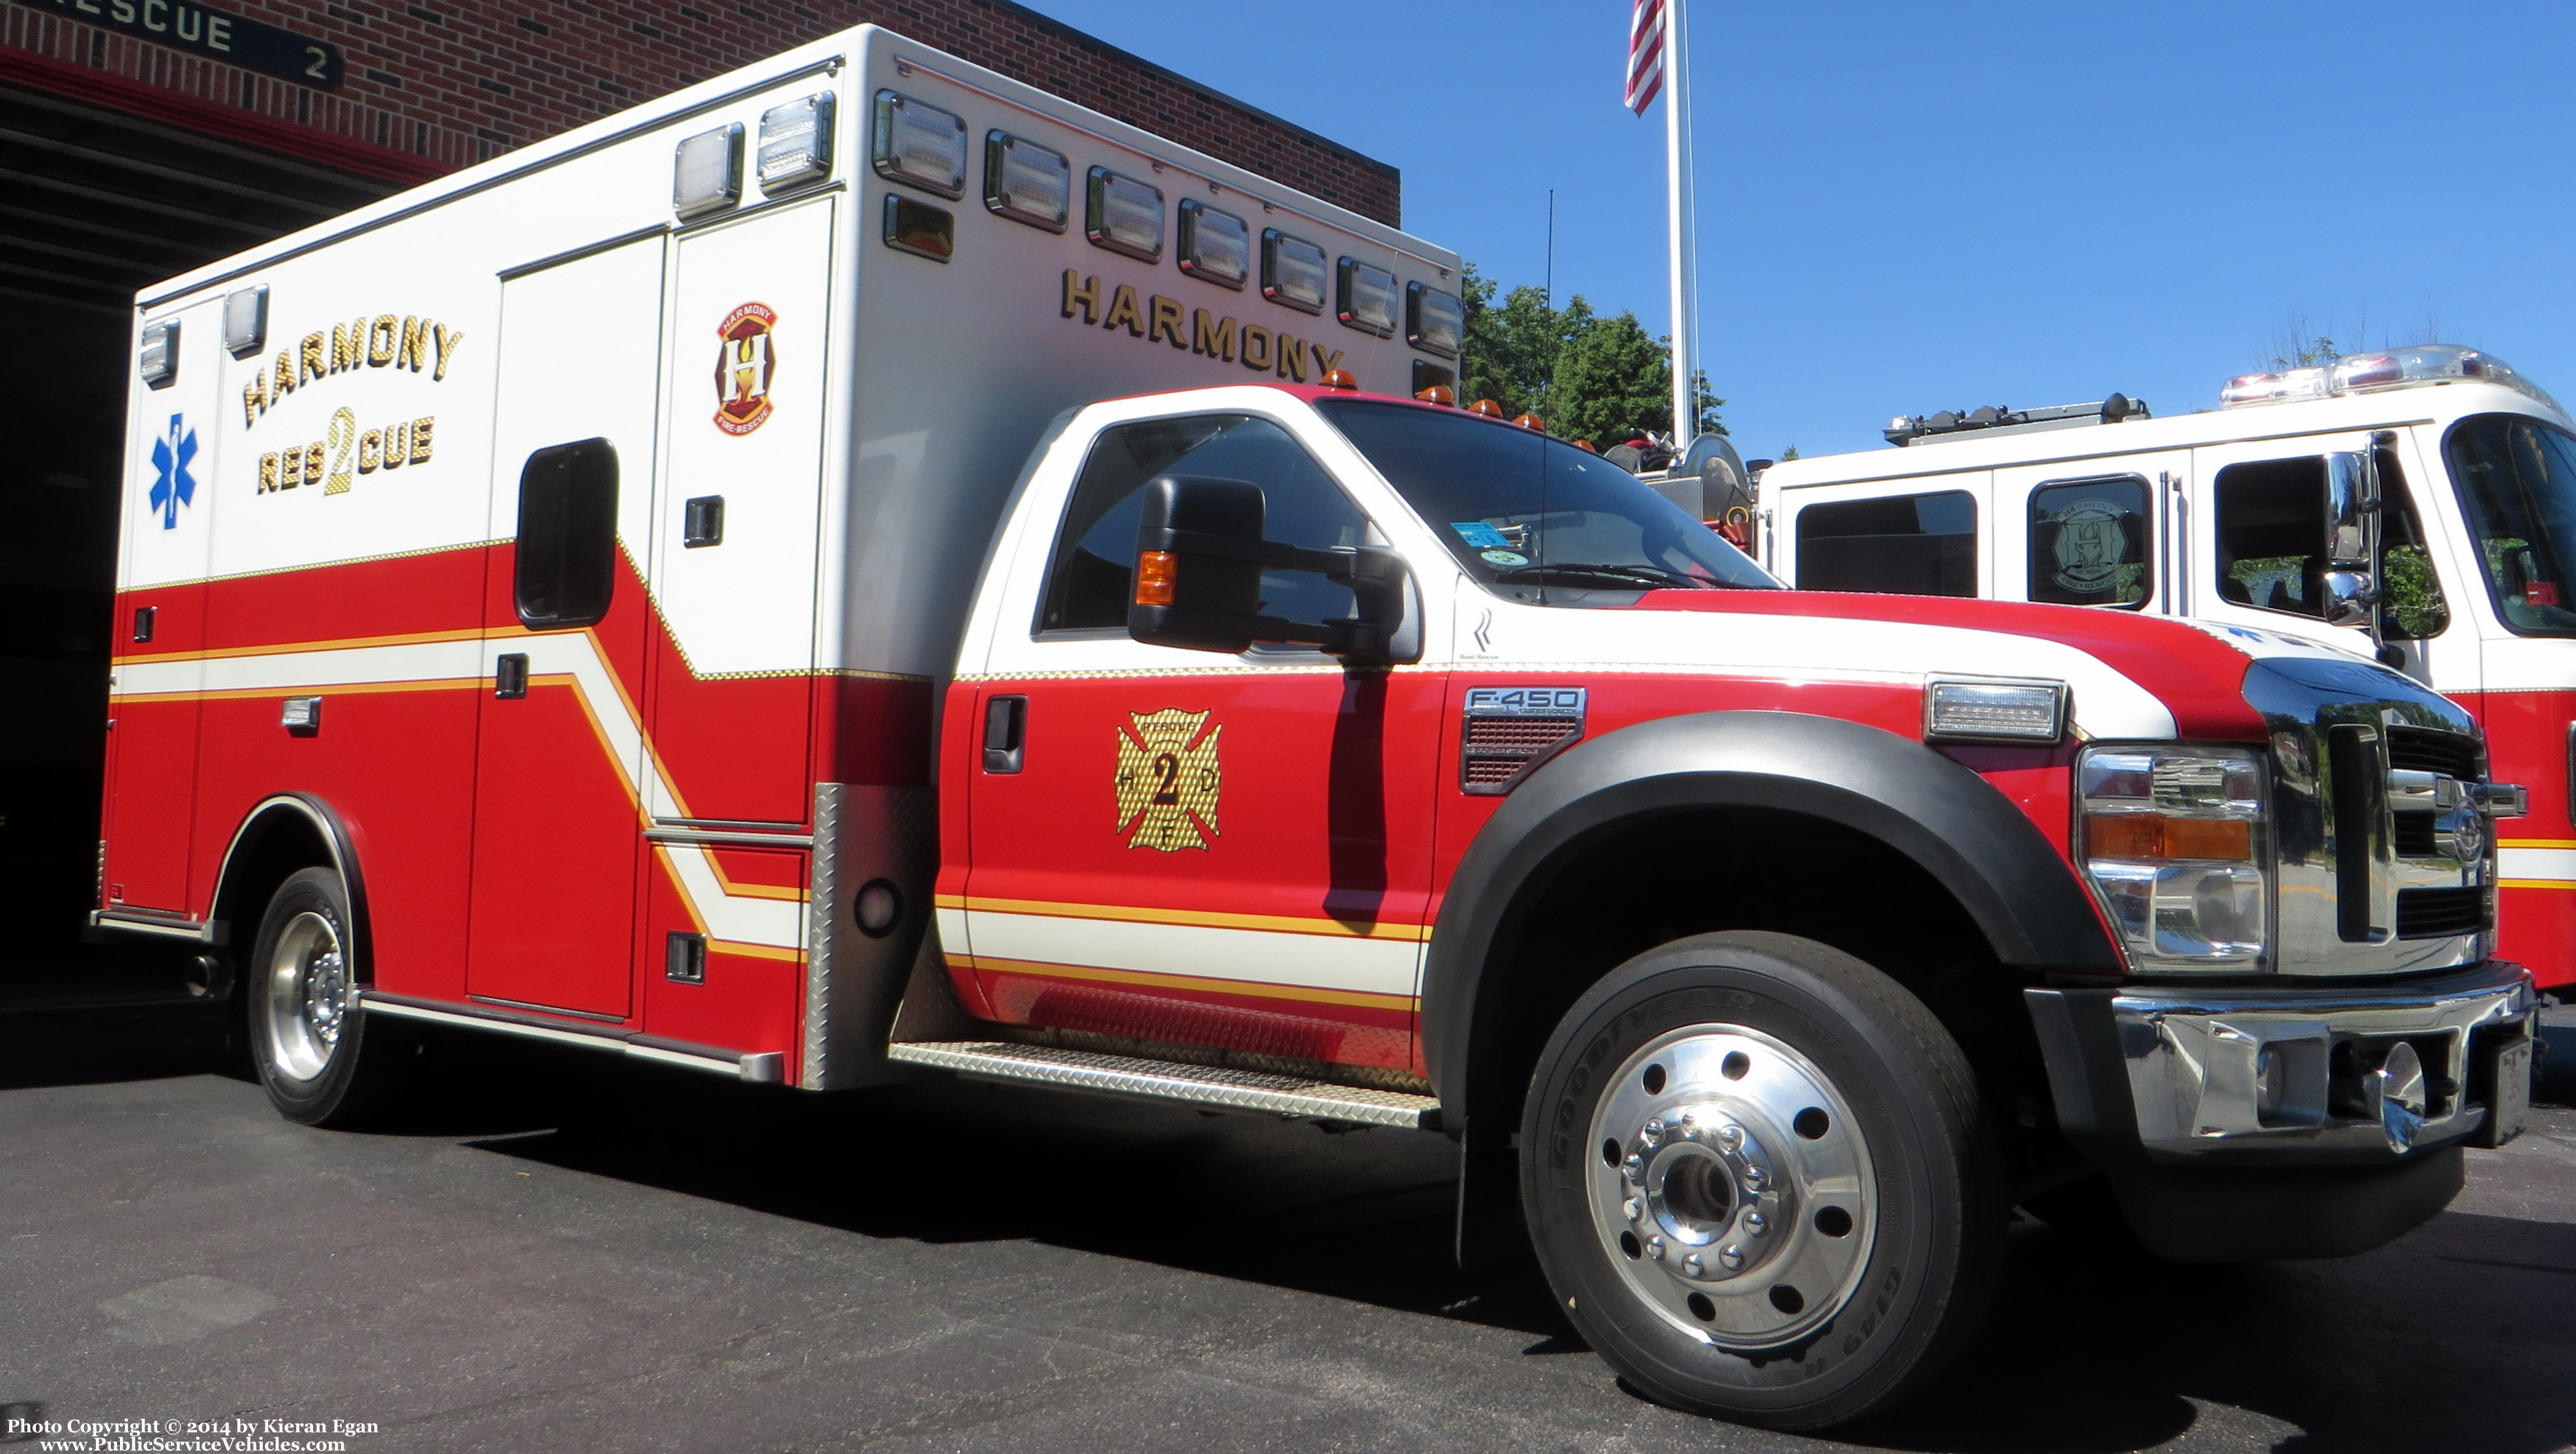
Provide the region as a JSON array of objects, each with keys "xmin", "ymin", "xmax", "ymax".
[{"xmin": 2027, "ymin": 960, "xmax": 2536, "ymax": 1167}]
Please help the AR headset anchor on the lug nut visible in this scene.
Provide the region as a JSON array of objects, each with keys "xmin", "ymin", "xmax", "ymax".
[
  {"xmin": 1741, "ymin": 1211, "xmax": 1769, "ymax": 1237},
  {"xmin": 1647, "ymin": 1236, "xmax": 1666, "ymax": 1260},
  {"xmin": 1623, "ymin": 1198, "xmax": 1641, "ymax": 1222},
  {"xmin": 1683, "ymin": 1253, "xmax": 1704, "ymax": 1277},
  {"xmin": 1641, "ymin": 1118, "xmax": 1665, "ymax": 1146},
  {"xmin": 1716, "ymin": 1123, "xmax": 1743, "ymax": 1149},
  {"xmin": 1718, "ymin": 1244, "xmax": 1746, "ymax": 1271},
  {"xmin": 1621, "ymin": 1153, "xmax": 1645, "ymax": 1181},
  {"xmin": 1742, "ymin": 1165, "xmax": 1769, "ymax": 1192}
]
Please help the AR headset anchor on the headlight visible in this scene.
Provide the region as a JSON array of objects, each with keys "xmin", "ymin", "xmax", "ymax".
[{"xmin": 2076, "ymin": 745, "xmax": 2269, "ymax": 972}]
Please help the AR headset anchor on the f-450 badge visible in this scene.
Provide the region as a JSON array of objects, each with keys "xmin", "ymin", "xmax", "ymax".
[
  {"xmin": 1114, "ymin": 708, "xmax": 1222, "ymax": 852},
  {"xmin": 713, "ymin": 302, "xmax": 778, "ymax": 436}
]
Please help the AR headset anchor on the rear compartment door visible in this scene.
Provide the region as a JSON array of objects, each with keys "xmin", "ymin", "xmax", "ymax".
[
  {"xmin": 464, "ymin": 235, "xmax": 666, "ymax": 1018},
  {"xmin": 103, "ymin": 301, "xmax": 222, "ymax": 914}
]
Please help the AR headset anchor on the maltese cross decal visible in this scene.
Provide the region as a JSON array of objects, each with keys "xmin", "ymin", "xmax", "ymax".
[
  {"xmin": 149, "ymin": 414, "xmax": 198, "ymax": 530},
  {"xmin": 1113, "ymin": 708, "xmax": 1223, "ymax": 852}
]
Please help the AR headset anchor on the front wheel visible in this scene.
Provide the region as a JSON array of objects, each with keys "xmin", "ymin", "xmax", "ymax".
[
  {"xmin": 1519, "ymin": 931, "xmax": 2006, "ymax": 1431},
  {"xmin": 247, "ymin": 866, "xmax": 412, "ymax": 1127}
]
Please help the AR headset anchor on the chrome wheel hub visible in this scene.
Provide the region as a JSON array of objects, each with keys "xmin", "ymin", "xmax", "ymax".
[
  {"xmin": 1588, "ymin": 1025, "xmax": 1876, "ymax": 1350},
  {"xmin": 263, "ymin": 910, "xmax": 350, "ymax": 1083}
]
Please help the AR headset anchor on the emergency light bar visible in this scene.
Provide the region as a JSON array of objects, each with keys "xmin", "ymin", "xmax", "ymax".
[
  {"xmin": 1885, "ymin": 394, "xmax": 2148, "ymax": 447},
  {"xmin": 2221, "ymin": 344, "xmax": 2564, "ymax": 415}
]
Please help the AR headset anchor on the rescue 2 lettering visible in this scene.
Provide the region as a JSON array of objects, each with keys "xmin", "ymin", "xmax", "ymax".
[
  {"xmin": 241, "ymin": 312, "xmax": 464, "ymax": 429},
  {"xmin": 257, "ymin": 406, "xmax": 435, "ymax": 495},
  {"xmin": 1062, "ymin": 270, "xmax": 1344, "ymax": 383}
]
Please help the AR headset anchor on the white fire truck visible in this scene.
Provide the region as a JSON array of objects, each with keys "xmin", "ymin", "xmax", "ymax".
[
  {"xmin": 98, "ymin": 24, "xmax": 2538, "ymax": 1431},
  {"xmin": 1758, "ymin": 354, "xmax": 2573, "ymax": 999}
]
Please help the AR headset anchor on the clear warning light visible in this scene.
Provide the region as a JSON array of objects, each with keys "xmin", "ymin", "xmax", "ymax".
[
  {"xmin": 1924, "ymin": 677, "xmax": 2066, "ymax": 742},
  {"xmin": 758, "ymin": 92, "xmax": 835, "ymax": 193}
]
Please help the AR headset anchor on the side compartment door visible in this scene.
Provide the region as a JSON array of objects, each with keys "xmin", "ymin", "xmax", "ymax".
[
  {"xmin": 1772, "ymin": 470, "xmax": 1991, "ymax": 599},
  {"xmin": 640, "ymin": 199, "xmax": 831, "ymax": 830},
  {"xmin": 464, "ymin": 237, "xmax": 666, "ymax": 1018},
  {"xmin": 103, "ymin": 301, "xmax": 222, "ymax": 914}
]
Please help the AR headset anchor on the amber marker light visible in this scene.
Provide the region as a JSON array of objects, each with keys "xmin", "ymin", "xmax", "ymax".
[
  {"xmin": 2085, "ymin": 813, "xmax": 2254, "ymax": 862},
  {"xmin": 1135, "ymin": 550, "xmax": 1178, "ymax": 606},
  {"xmin": 1513, "ymin": 412, "xmax": 1546, "ymax": 431},
  {"xmin": 1415, "ymin": 384, "xmax": 1456, "ymax": 406},
  {"xmin": 1321, "ymin": 368, "xmax": 1359, "ymax": 391},
  {"xmin": 1469, "ymin": 398, "xmax": 1506, "ymax": 418},
  {"xmin": 1572, "ymin": 440, "xmax": 1599, "ymax": 452}
]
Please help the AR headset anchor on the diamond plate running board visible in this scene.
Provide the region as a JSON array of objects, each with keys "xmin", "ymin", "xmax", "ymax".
[{"xmin": 885, "ymin": 1040, "xmax": 1441, "ymax": 1130}]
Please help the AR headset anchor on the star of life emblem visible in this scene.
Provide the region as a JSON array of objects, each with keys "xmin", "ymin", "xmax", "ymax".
[
  {"xmin": 713, "ymin": 302, "xmax": 778, "ymax": 436},
  {"xmin": 149, "ymin": 413, "xmax": 198, "ymax": 530},
  {"xmin": 1114, "ymin": 708, "xmax": 1223, "ymax": 852}
]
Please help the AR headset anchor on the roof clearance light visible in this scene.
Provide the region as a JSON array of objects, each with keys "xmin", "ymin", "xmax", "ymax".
[
  {"xmin": 1469, "ymin": 399, "xmax": 1506, "ymax": 418},
  {"xmin": 1513, "ymin": 412, "xmax": 1545, "ymax": 432},
  {"xmin": 1261, "ymin": 229, "xmax": 1327, "ymax": 314},
  {"xmin": 674, "ymin": 122, "xmax": 744, "ymax": 219},
  {"xmin": 138, "ymin": 319, "xmax": 179, "ymax": 388},
  {"xmin": 1321, "ymin": 369, "xmax": 1359, "ymax": 391},
  {"xmin": 983, "ymin": 130, "xmax": 1069, "ymax": 232},
  {"xmin": 1415, "ymin": 384, "xmax": 1457, "ymax": 406},
  {"xmin": 1406, "ymin": 281, "xmax": 1463, "ymax": 359},
  {"xmin": 1337, "ymin": 258, "xmax": 1398, "ymax": 337},
  {"xmin": 757, "ymin": 92, "xmax": 835, "ymax": 193},
  {"xmin": 1176, "ymin": 198, "xmax": 1250, "ymax": 290},
  {"xmin": 222, "ymin": 285, "xmax": 267, "ymax": 358},
  {"xmin": 1924, "ymin": 677, "xmax": 2067, "ymax": 743},
  {"xmin": 873, "ymin": 90, "xmax": 966, "ymax": 199},
  {"xmin": 1086, "ymin": 167, "xmax": 1164, "ymax": 262}
]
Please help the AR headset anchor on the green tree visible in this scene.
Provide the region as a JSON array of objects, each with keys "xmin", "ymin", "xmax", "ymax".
[{"xmin": 1457, "ymin": 264, "xmax": 1724, "ymax": 446}]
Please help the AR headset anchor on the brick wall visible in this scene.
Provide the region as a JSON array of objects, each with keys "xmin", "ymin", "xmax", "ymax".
[{"xmin": 1, "ymin": 0, "xmax": 1400, "ymax": 224}]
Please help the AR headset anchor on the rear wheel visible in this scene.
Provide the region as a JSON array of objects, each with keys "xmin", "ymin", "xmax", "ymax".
[
  {"xmin": 247, "ymin": 866, "xmax": 411, "ymax": 1126},
  {"xmin": 1520, "ymin": 931, "xmax": 2006, "ymax": 1431}
]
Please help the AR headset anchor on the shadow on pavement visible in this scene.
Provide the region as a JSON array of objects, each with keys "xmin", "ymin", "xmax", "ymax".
[
  {"xmin": 0, "ymin": 942, "xmax": 227, "ymax": 1091},
  {"xmin": 432, "ymin": 1047, "xmax": 2573, "ymax": 1454}
]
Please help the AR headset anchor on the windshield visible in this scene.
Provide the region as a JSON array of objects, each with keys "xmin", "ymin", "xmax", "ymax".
[
  {"xmin": 1315, "ymin": 399, "xmax": 1780, "ymax": 605},
  {"xmin": 2444, "ymin": 413, "xmax": 2576, "ymax": 637}
]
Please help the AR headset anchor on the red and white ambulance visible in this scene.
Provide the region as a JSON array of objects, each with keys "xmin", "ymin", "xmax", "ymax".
[
  {"xmin": 98, "ymin": 24, "xmax": 2538, "ymax": 1431},
  {"xmin": 1758, "ymin": 356, "xmax": 2575, "ymax": 997}
]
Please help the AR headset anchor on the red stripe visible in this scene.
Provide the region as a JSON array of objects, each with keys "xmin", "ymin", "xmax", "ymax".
[{"xmin": 1631, "ymin": 590, "xmax": 2269, "ymax": 740}]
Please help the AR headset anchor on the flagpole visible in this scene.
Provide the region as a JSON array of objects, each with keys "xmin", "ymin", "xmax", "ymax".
[{"xmin": 1664, "ymin": 0, "xmax": 1697, "ymax": 451}]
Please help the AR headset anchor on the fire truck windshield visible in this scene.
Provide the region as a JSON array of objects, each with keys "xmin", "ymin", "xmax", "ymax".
[
  {"xmin": 2444, "ymin": 413, "xmax": 2576, "ymax": 637},
  {"xmin": 1317, "ymin": 399, "xmax": 1778, "ymax": 605}
]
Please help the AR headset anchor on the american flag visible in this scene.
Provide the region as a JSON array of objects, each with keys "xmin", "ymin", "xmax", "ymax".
[{"xmin": 1625, "ymin": 0, "xmax": 1667, "ymax": 114}]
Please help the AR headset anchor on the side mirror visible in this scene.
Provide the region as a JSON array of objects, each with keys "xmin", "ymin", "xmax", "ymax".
[
  {"xmin": 1128, "ymin": 475, "xmax": 1266, "ymax": 654},
  {"xmin": 2325, "ymin": 449, "xmax": 2380, "ymax": 569},
  {"xmin": 1127, "ymin": 474, "xmax": 1409, "ymax": 661},
  {"xmin": 2323, "ymin": 447, "xmax": 2385, "ymax": 636}
]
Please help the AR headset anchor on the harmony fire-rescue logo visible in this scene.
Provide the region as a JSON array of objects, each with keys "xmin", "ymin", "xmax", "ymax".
[
  {"xmin": 713, "ymin": 302, "xmax": 778, "ymax": 436},
  {"xmin": 1114, "ymin": 708, "xmax": 1222, "ymax": 852},
  {"xmin": 149, "ymin": 414, "xmax": 197, "ymax": 530}
]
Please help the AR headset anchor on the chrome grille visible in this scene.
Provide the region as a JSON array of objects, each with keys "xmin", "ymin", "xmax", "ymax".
[
  {"xmin": 2386, "ymin": 725, "xmax": 2483, "ymax": 781},
  {"xmin": 2396, "ymin": 886, "xmax": 2491, "ymax": 939}
]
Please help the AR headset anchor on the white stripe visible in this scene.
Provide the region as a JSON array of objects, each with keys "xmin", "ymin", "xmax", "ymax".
[
  {"xmin": 966, "ymin": 911, "xmax": 1420, "ymax": 999},
  {"xmin": 2500, "ymin": 847, "xmax": 2576, "ymax": 883},
  {"xmin": 117, "ymin": 635, "xmax": 805, "ymax": 948}
]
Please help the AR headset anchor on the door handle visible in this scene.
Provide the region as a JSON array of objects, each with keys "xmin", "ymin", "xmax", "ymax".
[
  {"xmin": 495, "ymin": 653, "xmax": 530, "ymax": 699},
  {"xmin": 983, "ymin": 695, "xmax": 1026, "ymax": 773}
]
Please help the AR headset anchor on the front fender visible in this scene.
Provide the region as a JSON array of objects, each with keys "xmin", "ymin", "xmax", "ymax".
[{"xmin": 1420, "ymin": 709, "xmax": 2117, "ymax": 1117}]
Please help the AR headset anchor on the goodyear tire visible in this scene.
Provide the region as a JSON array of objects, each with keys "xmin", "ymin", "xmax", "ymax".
[
  {"xmin": 1520, "ymin": 931, "xmax": 2007, "ymax": 1431},
  {"xmin": 247, "ymin": 867, "xmax": 412, "ymax": 1127}
]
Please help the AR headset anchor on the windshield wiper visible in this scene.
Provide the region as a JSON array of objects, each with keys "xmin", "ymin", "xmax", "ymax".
[{"xmin": 1491, "ymin": 562, "xmax": 1715, "ymax": 590}]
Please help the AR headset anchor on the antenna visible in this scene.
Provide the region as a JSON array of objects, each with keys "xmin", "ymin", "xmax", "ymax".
[{"xmin": 1544, "ymin": 189, "xmax": 1555, "ymax": 307}]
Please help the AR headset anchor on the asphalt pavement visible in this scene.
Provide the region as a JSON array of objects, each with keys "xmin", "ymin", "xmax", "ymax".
[{"xmin": 3, "ymin": 988, "xmax": 2573, "ymax": 1454}]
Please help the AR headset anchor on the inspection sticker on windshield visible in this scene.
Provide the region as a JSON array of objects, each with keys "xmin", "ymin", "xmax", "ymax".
[
  {"xmin": 1451, "ymin": 521, "xmax": 1510, "ymax": 549},
  {"xmin": 1480, "ymin": 550, "xmax": 1528, "ymax": 566}
]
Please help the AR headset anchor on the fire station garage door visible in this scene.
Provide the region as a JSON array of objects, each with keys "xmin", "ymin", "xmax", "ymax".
[{"xmin": 640, "ymin": 198, "xmax": 831, "ymax": 828}]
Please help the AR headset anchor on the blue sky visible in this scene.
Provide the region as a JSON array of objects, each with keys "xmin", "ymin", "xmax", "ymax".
[{"xmin": 1033, "ymin": 1, "xmax": 2576, "ymax": 459}]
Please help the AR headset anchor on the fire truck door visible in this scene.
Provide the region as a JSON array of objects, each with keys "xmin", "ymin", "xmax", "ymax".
[
  {"xmin": 962, "ymin": 414, "xmax": 1439, "ymax": 1075},
  {"xmin": 1994, "ymin": 454, "xmax": 2186, "ymax": 614},
  {"xmin": 639, "ymin": 199, "xmax": 830, "ymax": 829},
  {"xmin": 464, "ymin": 235, "xmax": 666, "ymax": 1018},
  {"xmin": 104, "ymin": 299, "xmax": 222, "ymax": 913}
]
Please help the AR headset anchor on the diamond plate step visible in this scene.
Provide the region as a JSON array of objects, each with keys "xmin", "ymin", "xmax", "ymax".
[{"xmin": 886, "ymin": 1040, "xmax": 1441, "ymax": 1129}]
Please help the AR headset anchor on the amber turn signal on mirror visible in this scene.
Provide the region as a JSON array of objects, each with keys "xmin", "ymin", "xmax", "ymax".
[{"xmin": 1134, "ymin": 549, "xmax": 1178, "ymax": 606}]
